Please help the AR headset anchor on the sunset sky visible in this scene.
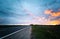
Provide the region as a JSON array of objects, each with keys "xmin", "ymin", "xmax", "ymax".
[{"xmin": 0, "ymin": 0, "xmax": 60, "ymax": 25}]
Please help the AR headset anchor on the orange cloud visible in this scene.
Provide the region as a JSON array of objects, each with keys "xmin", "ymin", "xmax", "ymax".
[
  {"xmin": 51, "ymin": 12, "xmax": 60, "ymax": 17},
  {"xmin": 23, "ymin": 8, "xmax": 60, "ymax": 25},
  {"xmin": 44, "ymin": 9, "xmax": 53, "ymax": 14},
  {"xmin": 44, "ymin": 9, "xmax": 60, "ymax": 17},
  {"xmin": 44, "ymin": 9, "xmax": 60, "ymax": 25}
]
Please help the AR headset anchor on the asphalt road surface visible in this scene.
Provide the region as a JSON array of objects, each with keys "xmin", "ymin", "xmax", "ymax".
[{"xmin": 0, "ymin": 25, "xmax": 31, "ymax": 39}]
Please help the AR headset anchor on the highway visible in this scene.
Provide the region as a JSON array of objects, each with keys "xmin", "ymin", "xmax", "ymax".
[{"xmin": 0, "ymin": 25, "xmax": 31, "ymax": 39}]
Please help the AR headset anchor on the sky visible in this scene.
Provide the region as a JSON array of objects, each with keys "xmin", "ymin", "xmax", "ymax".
[{"xmin": 0, "ymin": 0, "xmax": 60, "ymax": 25}]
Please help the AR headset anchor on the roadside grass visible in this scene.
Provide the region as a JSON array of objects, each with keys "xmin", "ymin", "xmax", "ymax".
[{"xmin": 31, "ymin": 25, "xmax": 60, "ymax": 39}]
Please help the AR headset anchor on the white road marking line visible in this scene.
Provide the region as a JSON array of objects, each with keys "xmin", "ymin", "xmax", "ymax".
[{"xmin": 0, "ymin": 26, "xmax": 30, "ymax": 39}]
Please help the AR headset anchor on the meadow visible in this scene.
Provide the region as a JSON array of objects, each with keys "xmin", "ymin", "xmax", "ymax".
[{"xmin": 31, "ymin": 25, "xmax": 60, "ymax": 39}]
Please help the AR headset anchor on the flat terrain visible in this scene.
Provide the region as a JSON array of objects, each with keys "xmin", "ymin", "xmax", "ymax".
[{"xmin": 31, "ymin": 25, "xmax": 60, "ymax": 39}]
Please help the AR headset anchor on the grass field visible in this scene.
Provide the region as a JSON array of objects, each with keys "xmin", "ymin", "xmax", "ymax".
[{"xmin": 31, "ymin": 25, "xmax": 60, "ymax": 39}]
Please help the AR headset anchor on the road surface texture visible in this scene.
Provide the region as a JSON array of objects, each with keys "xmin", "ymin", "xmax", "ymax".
[{"xmin": 0, "ymin": 25, "xmax": 31, "ymax": 39}]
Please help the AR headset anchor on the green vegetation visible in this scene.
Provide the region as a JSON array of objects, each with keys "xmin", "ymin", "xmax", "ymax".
[{"xmin": 31, "ymin": 25, "xmax": 60, "ymax": 39}]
